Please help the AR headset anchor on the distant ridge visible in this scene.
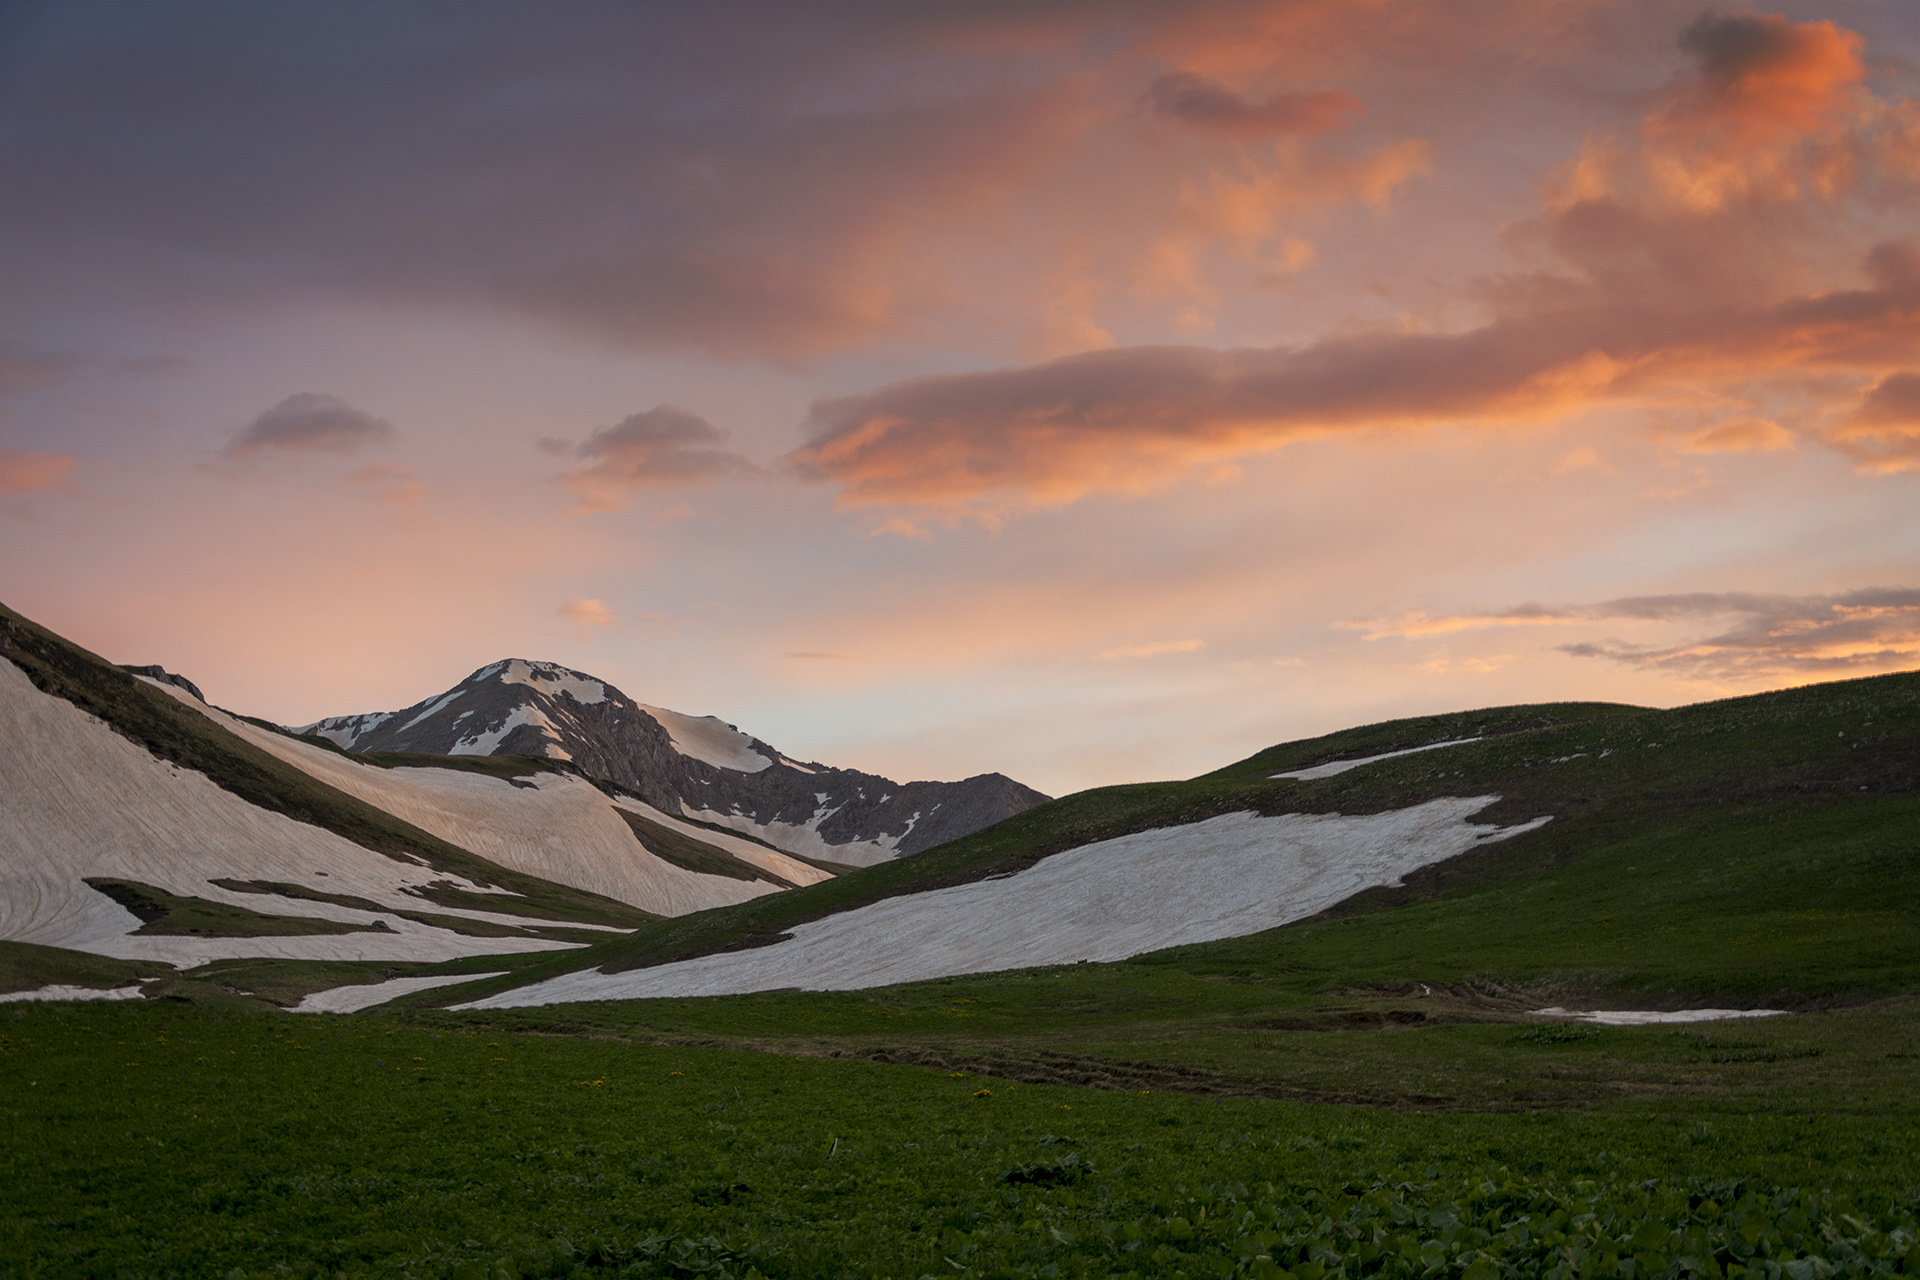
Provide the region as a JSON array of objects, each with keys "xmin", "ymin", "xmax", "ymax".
[{"xmin": 299, "ymin": 659, "xmax": 1050, "ymax": 865}]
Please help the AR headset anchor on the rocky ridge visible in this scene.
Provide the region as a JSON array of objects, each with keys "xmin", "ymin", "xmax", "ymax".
[{"xmin": 298, "ymin": 659, "xmax": 1049, "ymax": 865}]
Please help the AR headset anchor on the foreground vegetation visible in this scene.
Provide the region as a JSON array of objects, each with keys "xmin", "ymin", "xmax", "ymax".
[{"xmin": 5, "ymin": 998, "xmax": 1920, "ymax": 1279}]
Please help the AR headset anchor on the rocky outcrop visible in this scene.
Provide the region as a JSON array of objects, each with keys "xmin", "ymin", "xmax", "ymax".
[{"xmin": 121, "ymin": 665, "xmax": 206, "ymax": 703}]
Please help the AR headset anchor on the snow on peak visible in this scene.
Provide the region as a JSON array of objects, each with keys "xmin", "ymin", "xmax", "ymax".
[
  {"xmin": 489, "ymin": 659, "xmax": 607, "ymax": 705},
  {"xmin": 295, "ymin": 710, "xmax": 394, "ymax": 748},
  {"xmin": 639, "ymin": 703, "xmax": 772, "ymax": 773},
  {"xmin": 451, "ymin": 703, "xmax": 573, "ymax": 759}
]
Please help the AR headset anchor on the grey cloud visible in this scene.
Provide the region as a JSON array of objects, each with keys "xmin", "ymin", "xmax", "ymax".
[
  {"xmin": 1557, "ymin": 588, "xmax": 1920, "ymax": 680},
  {"xmin": 1146, "ymin": 72, "xmax": 1361, "ymax": 139},
  {"xmin": 1679, "ymin": 13, "xmax": 1817, "ymax": 92},
  {"xmin": 563, "ymin": 405, "xmax": 759, "ymax": 511},
  {"xmin": 0, "ymin": 1, "xmax": 1099, "ymax": 361},
  {"xmin": 223, "ymin": 393, "xmax": 394, "ymax": 461}
]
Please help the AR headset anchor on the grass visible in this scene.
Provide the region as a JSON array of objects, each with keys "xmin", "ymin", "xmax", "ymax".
[
  {"xmin": 81, "ymin": 878, "xmax": 383, "ymax": 939},
  {"xmin": 615, "ymin": 808, "xmax": 797, "ymax": 887},
  {"xmin": 5, "ymin": 999, "xmax": 1920, "ymax": 1279},
  {"xmin": 0, "ymin": 941, "xmax": 171, "ymax": 997}
]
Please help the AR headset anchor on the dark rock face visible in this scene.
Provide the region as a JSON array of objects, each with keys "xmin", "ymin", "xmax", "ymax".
[
  {"xmin": 122, "ymin": 665, "xmax": 207, "ymax": 703},
  {"xmin": 297, "ymin": 660, "xmax": 1049, "ymax": 862}
]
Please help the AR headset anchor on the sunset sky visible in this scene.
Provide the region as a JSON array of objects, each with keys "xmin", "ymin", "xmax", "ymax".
[{"xmin": 3, "ymin": 0, "xmax": 1918, "ymax": 796}]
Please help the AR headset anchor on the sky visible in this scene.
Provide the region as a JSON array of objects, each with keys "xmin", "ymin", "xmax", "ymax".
[{"xmin": 2, "ymin": 0, "xmax": 1917, "ymax": 797}]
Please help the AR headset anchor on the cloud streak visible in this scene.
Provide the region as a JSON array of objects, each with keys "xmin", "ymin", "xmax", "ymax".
[
  {"xmin": 1145, "ymin": 72, "xmax": 1361, "ymax": 139},
  {"xmin": 1349, "ymin": 589, "xmax": 1920, "ymax": 682}
]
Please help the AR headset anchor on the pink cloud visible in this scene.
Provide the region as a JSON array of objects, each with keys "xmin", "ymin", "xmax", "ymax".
[
  {"xmin": 0, "ymin": 446, "xmax": 78, "ymax": 496},
  {"xmin": 559, "ymin": 598, "xmax": 613, "ymax": 629}
]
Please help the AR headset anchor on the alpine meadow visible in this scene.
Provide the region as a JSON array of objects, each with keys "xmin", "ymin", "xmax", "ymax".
[{"xmin": 5, "ymin": 3, "xmax": 1920, "ymax": 1279}]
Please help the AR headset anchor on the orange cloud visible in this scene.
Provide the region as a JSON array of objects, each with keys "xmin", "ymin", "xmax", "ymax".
[
  {"xmin": 1830, "ymin": 370, "xmax": 1920, "ymax": 473},
  {"xmin": 559, "ymin": 598, "xmax": 613, "ymax": 629},
  {"xmin": 787, "ymin": 259, "xmax": 1920, "ymax": 521},
  {"xmin": 347, "ymin": 461, "xmax": 434, "ymax": 529},
  {"xmin": 1559, "ymin": 13, "xmax": 1870, "ymax": 216},
  {"xmin": 1665, "ymin": 417, "xmax": 1795, "ymax": 454},
  {"xmin": 1350, "ymin": 589, "xmax": 1920, "ymax": 682},
  {"xmin": 0, "ymin": 446, "xmax": 78, "ymax": 496},
  {"xmin": 1099, "ymin": 638, "xmax": 1204, "ymax": 660},
  {"xmin": 787, "ymin": 14, "xmax": 1920, "ymax": 525}
]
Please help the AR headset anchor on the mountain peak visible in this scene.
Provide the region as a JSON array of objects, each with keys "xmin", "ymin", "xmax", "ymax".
[{"xmin": 296, "ymin": 661, "xmax": 1049, "ymax": 864}]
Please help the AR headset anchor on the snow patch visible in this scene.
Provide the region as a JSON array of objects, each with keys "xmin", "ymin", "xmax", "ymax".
[
  {"xmin": 497, "ymin": 659, "xmax": 606, "ymax": 705},
  {"xmin": 459, "ymin": 797, "xmax": 1551, "ymax": 1006},
  {"xmin": 292, "ymin": 972, "xmax": 508, "ymax": 1014},
  {"xmin": 296, "ymin": 710, "xmax": 394, "ymax": 749},
  {"xmin": 679, "ymin": 801, "xmax": 901, "ymax": 867},
  {"xmin": 144, "ymin": 679, "xmax": 793, "ymax": 918},
  {"xmin": 0, "ymin": 983, "xmax": 148, "ymax": 1004},
  {"xmin": 640, "ymin": 704, "xmax": 771, "ymax": 773},
  {"xmin": 1533, "ymin": 1007, "xmax": 1787, "ymax": 1026},
  {"xmin": 451, "ymin": 704, "xmax": 561, "ymax": 756},
  {"xmin": 0, "ymin": 662, "xmax": 585, "ymax": 966},
  {"xmin": 1273, "ymin": 738, "xmax": 1481, "ymax": 781}
]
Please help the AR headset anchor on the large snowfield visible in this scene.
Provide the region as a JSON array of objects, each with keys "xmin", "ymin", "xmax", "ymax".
[
  {"xmin": 148, "ymin": 680, "xmax": 829, "ymax": 914},
  {"xmin": 0, "ymin": 660, "xmax": 836, "ymax": 968},
  {"xmin": 455, "ymin": 798, "xmax": 1551, "ymax": 1007},
  {"xmin": 0, "ymin": 659, "xmax": 579, "ymax": 965}
]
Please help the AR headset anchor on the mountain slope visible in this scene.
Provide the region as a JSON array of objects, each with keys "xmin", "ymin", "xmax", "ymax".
[
  {"xmin": 0, "ymin": 602, "xmax": 843, "ymax": 970},
  {"xmin": 299, "ymin": 658, "xmax": 1049, "ymax": 864},
  {"xmin": 441, "ymin": 669, "xmax": 1920, "ymax": 1008}
]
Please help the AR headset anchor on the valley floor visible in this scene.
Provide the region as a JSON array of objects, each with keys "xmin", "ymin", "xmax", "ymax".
[{"xmin": 4, "ymin": 987, "xmax": 1918, "ymax": 1279}]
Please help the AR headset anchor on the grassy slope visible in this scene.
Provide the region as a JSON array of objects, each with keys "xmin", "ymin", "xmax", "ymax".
[
  {"xmin": 441, "ymin": 670, "xmax": 1920, "ymax": 1009},
  {"xmin": 0, "ymin": 601, "xmax": 654, "ymax": 929}
]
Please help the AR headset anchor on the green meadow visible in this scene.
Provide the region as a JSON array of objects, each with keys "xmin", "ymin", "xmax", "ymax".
[{"xmin": 5, "ymin": 996, "xmax": 1920, "ymax": 1280}]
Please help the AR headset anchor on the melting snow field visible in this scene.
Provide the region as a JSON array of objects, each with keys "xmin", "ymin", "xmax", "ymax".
[
  {"xmin": 291, "ymin": 972, "xmax": 507, "ymax": 1014},
  {"xmin": 1534, "ymin": 1007, "xmax": 1787, "ymax": 1026},
  {"xmin": 1273, "ymin": 739, "xmax": 1481, "ymax": 781},
  {"xmin": 680, "ymin": 802, "xmax": 902, "ymax": 867},
  {"xmin": 145, "ymin": 681, "xmax": 826, "ymax": 915},
  {"xmin": 640, "ymin": 704, "xmax": 772, "ymax": 773},
  {"xmin": 457, "ymin": 796, "xmax": 1550, "ymax": 1008},
  {"xmin": 0, "ymin": 982, "xmax": 147, "ymax": 1004},
  {"xmin": 0, "ymin": 659, "xmax": 580, "ymax": 966}
]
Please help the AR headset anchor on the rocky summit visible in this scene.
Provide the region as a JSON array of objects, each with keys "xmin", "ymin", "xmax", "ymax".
[{"xmin": 297, "ymin": 659, "xmax": 1049, "ymax": 865}]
